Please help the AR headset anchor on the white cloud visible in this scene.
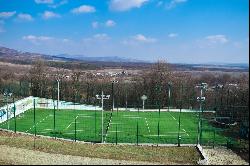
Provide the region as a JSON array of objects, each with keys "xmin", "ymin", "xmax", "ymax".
[
  {"xmin": 205, "ymin": 35, "xmax": 229, "ymax": 44},
  {"xmin": 93, "ymin": 33, "xmax": 110, "ymax": 40},
  {"xmin": 109, "ymin": 0, "xmax": 149, "ymax": 11},
  {"xmin": 62, "ymin": 38, "xmax": 70, "ymax": 42},
  {"xmin": 35, "ymin": 0, "xmax": 53, "ymax": 4},
  {"xmin": 23, "ymin": 35, "xmax": 70, "ymax": 45},
  {"xmin": 166, "ymin": 0, "xmax": 187, "ymax": 10},
  {"xmin": 168, "ymin": 33, "xmax": 178, "ymax": 38},
  {"xmin": 0, "ymin": 11, "xmax": 16, "ymax": 19},
  {"xmin": 133, "ymin": 34, "xmax": 157, "ymax": 43},
  {"xmin": 157, "ymin": 1, "xmax": 163, "ymax": 7},
  {"xmin": 49, "ymin": 0, "xmax": 67, "ymax": 8},
  {"xmin": 83, "ymin": 34, "xmax": 110, "ymax": 43},
  {"xmin": 105, "ymin": 20, "xmax": 116, "ymax": 27},
  {"xmin": 123, "ymin": 34, "xmax": 157, "ymax": 45},
  {"xmin": 42, "ymin": 11, "xmax": 60, "ymax": 19},
  {"xmin": 92, "ymin": 21, "xmax": 99, "ymax": 29},
  {"xmin": 17, "ymin": 13, "xmax": 33, "ymax": 21},
  {"xmin": 71, "ymin": 5, "xmax": 96, "ymax": 14},
  {"xmin": 23, "ymin": 35, "xmax": 54, "ymax": 42}
]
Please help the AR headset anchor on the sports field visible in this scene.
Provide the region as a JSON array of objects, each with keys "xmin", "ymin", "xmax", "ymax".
[{"xmin": 0, "ymin": 108, "xmax": 227, "ymax": 145}]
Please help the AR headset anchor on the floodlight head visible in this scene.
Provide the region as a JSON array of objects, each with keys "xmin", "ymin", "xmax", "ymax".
[
  {"xmin": 197, "ymin": 96, "xmax": 205, "ymax": 102},
  {"xmin": 96, "ymin": 95, "xmax": 99, "ymax": 98},
  {"xmin": 196, "ymin": 82, "xmax": 208, "ymax": 89},
  {"xmin": 216, "ymin": 84, "xmax": 224, "ymax": 89},
  {"xmin": 106, "ymin": 95, "xmax": 110, "ymax": 99},
  {"xmin": 3, "ymin": 92, "xmax": 12, "ymax": 97}
]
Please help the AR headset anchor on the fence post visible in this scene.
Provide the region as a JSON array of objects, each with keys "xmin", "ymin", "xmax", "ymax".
[
  {"xmin": 53, "ymin": 102, "xmax": 56, "ymax": 139},
  {"xmin": 33, "ymin": 98, "xmax": 36, "ymax": 149},
  {"xmin": 74, "ymin": 117, "xmax": 77, "ymax": 142},
  {"xmin": 13, "ymin": 98, "xmax": 16, "ymax": 133},
  {"xmin": 33, "ymin": 98, "xmax": 36, "ymax": 136},
  {"xmin": 157, "ymin": 121, "xmax": 160, "ymax": 146},
  {"xmin": 95, "ymin": 108, "xmax": 97, "ymax": 141},
  {"xmin": 116, "ymin": 124, "xmax": 118, "ymax": 145},
  {"xmin": 213, "ymin": 129, "xmax": 215, "ymax": 148},
  {"xmin": 177, "ymin": 84, "xmax": 183, "ymax": 147},
  {"xmin": 136, "ymin": 121, "xmax": 139, "ymax": 146}
]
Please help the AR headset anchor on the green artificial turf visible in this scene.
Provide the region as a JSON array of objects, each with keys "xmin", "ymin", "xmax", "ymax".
[{"xmin": 0, "ymin": 108, "xmax": 228, "ymax": 145}]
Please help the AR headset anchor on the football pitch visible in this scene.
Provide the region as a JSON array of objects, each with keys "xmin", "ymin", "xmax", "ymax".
[{"xmin": 0, "ymin": 108, "xmax": 227, "ymax": 145}]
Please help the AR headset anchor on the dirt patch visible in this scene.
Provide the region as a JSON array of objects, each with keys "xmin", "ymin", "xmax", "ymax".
[
  {"xmin": 0, "ymin": 130, "xmax": 200, "ymax": 165},
  {"xmin": 0, "ymin": 145, "xmax": 163, "ymax": 165},
  {"xmin": 203, "ymin": 147, "xmax": 249, "ymax": 165}
]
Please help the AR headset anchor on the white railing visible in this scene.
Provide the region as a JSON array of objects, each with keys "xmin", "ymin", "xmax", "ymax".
[{"xmin": 0, "ymin": 96, "xmax": 101, "ymax": 124}]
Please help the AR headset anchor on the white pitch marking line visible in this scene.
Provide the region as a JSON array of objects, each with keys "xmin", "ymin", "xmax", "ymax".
[
  {"xmin": 144, "ymin": 117, "xmax": 151, "ymax": 133},
  {"xmin": 146, "ymin": 134, "xmax": 180, "ymax": 137},
  {"xmin": 75, "ymin": 129, "xmax": 84, "ymax": 132},
  {"xmin": 123, "ymin": 117, "xmax": 141, "ymax": 119},
  {"xmin": 110, "ymin": 123, "xmax": 123, "ymax": 125},
  {"xmin": 104, "ymin": 114, "xmax": 113, "ymax": 142},
  {"xmin": 65, "ymin": 122, "xmax": 74, "ymax": 130},
  {"xmin": 78, "ymin": 116, "xmax": 92, "ymax": 118},
  {"xmin": 108, "ymin": 131, "xmax": 122, "ymax": 133},
  {"xmin": 65, "ymin": 116, "xmax": 79, "ymax": 130},
  {"xmin": 77, "ymin": 114, "xmax": 87, "ymax": 116},
  {"xmin": 182, "ymin": 129, "xmax": 189, "ymax": 136},
  {"xmin": 25, "ymin": 114, "xmax": 50, "ymax": 133},
  {"xmin": 169, "ymin": 112, "xmax": 190, "ymax": 137}
]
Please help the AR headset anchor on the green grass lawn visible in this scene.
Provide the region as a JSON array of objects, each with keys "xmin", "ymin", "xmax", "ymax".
[{"xmin": 0, "ymin": 108, "xmax": 228, "ymax": 145}]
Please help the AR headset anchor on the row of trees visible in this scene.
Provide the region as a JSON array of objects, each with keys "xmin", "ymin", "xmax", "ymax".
[
  {"xmin": 1, "ymin": 60, "xmax": 248, "ymax": 110},
  {"xmin": 0, "ymin": 59, "xmax": 249, "ymax": 139}
]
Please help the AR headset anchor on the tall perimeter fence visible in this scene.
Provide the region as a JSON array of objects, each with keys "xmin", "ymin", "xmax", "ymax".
[{"xmin": 0, "ymin": 83, "xmax": 248, "ymax": 151}]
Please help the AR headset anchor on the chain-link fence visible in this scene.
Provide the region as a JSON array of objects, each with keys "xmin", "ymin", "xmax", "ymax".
[{"xmin": 0, "ymin": 83, "xmax": 248, "ymax": 150}]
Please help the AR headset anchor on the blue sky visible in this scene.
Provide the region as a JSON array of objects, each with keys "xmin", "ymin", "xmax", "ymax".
[{"xmin": 0, "ymin": 0, "xmax": 249, "ymax": 63}]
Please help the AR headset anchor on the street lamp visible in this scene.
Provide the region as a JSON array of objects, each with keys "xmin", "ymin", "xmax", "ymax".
[
  {"xmin": 167, "ymin": 82, "xmax": 172, "ymax": 112},
  {"xmin": 55, "ymin": 75, "xmax": 70, "ymax": 111},
  {"xmin": 141, "ymin": 95, "xmax": 147, "ymax": 110},
  {"xmin": 96, "ymin": 91, "xmax": 110, "ymax": 143},
  {"xmin": 195, "ymin": 82, "xmax": 207, "ymax": 145},
  {"xmin": 56, "ymin": 79, "xmax": 60, "ymax": 112},
  {"xmin": 111, "ymin": 80, "xmax": 118, "ymax": 111},
  {"xmin": 4, "ymin": 90, "xmax": 12, "ymax": 130}
]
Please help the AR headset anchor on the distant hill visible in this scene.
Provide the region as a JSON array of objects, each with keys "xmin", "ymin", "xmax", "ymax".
[
  {"xmin": 56, "ymin": 54, "xmax": 146, "ymax": 63},
  {"xmin": 0, "ymin": 46, "xmax": 78, "ymax": 62},
  {"xmin": 0, "ymin": 46, "xmax": 147, "ymax": 63},
  {"xmin": 0, "ymin": 46, "xmax": 248, "ymax": 72}
]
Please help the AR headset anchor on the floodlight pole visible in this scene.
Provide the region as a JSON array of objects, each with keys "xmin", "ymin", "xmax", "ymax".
[
  {"xmin": 96, "ymin": 91, "xmax": 110, "ymax": 143},
  {"xmin": 55, "ymin": 75, "xmax": 69, "ymax": 112},
  {"xmin": 4, "ymin": 91, "xmax": 12, "ymax": 130},
  {"xmin": 196, "ymin": 83, "xmax": 207, "ymax": 145},
  {"xmin": 56, "ymin": 79, "xmax": 60, "ymax": 112},
  {"xmin": 168, "ymin": 82, "xmax": 172, "ymax": 112},
  {"xmin": 141, "ymin": 95, "xmax": 147, "ymax": 110},
  {"xmin": 111, "ymin": 80, "xmax": 118, "ymax": 111}
]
